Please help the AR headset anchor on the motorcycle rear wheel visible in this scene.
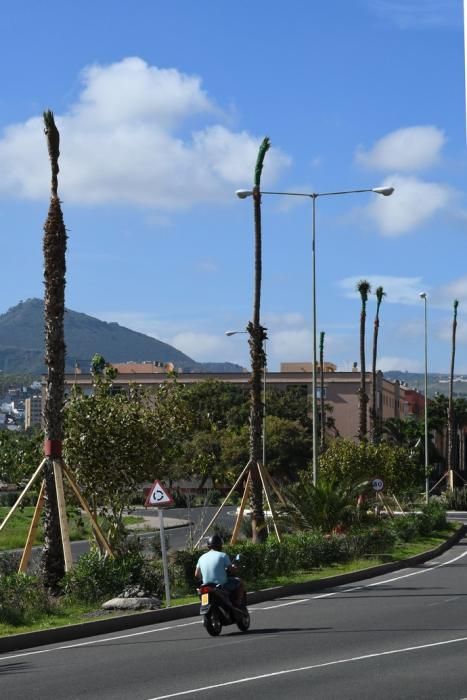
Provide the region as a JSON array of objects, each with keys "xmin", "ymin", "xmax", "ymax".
[
  {"xmin": 203, "ymin": 609, "xmax": 222, "ymax": 636},
  {"xmin": 236, "ymin": 608, "xmax": 250, "ymax": 632}
]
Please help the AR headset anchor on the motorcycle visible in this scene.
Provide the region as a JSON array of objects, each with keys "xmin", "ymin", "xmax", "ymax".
[{"xmin": 197, "ymin": 557, "xmax": 250, "ymax": 637}]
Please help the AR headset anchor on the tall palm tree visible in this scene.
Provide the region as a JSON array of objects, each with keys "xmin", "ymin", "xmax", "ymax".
[
  {"xmin": 447, "ymin": 299, "xmax": 459, "ymax": 488},
  {"xmin": 357, "ymin": 280, "xmax": 371, "ymax": 441},
  {"xmin": 41, "ymin": 111, "xmax": 67, "ymax": 590},
  {"xmin": 248, "ymin": 137, "xmax": 270, "ymax": 543},
  {"xmin": 371, "ymin": 286, "xmax": 386, "ymax": 444},
  {"xmin": 319, "ymin": 331, "xmax": 326, "ymax": 452}
]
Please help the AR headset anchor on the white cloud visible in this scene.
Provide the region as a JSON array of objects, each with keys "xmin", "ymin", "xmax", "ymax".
[
  {"xmin": 0, "ymin": 57, "xmax": 290, "ymax": 208},
  {"xmin": 170, "ymin": 331, "xmax": 227, "ymax": 359},
  {"xmin": 437, "ymin": 277, "xmax": 467, "ymax": 305},
  {"xmin": 263, "ymin": 312, "xmax": 307, "ymax": 328},
  {"xmin": 194, "ymin": 259, "xmax": 218, "ymax": 273},
  {"xmin": 368, "ymin": 1, "xmax": 460, "ymax": 30},
  {"xmin": 377, "ymin": 356, "xmax": 423, "ymax": 372},
  {"xmin": 339, "ymin": 275, "xmax": 425, "ymax": 304},
  {"xmin": 356, "ymin": 126, "xmax": 445, "ymax": 172},
  {"xmin": 363, "ymin": 174, "xmax": 453, "ymax": 235},
  {"xmin": 272, "ymin": 329, "xmax": 312, "ymax": 362}
]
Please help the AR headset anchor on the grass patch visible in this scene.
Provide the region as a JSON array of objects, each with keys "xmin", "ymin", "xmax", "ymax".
[
  {"xmin": 0, "ymin": 507, "xmax": 145, "ymax": 550},
  {"xmin": 0, "ymin": 601, "xmax": 128, "ymax": 637}
]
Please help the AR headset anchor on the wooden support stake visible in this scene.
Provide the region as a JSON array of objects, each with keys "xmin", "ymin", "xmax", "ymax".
[
  {"xmin": 18, "ymin": 480, "xmax": 45, "ymax": 573},
  {"xmin": 0, "ymin": 458, "xmax": 46, "ymax": 532},
  {"xmin": 429, "ymin": 471, "xmax": 449, "ymax": 494},
  {"xmin": 194, "ymin": 461, "xmax": 251, "ymax": 549},
  {"xmin": 53, "ymin": 460, "xmax": 73, "ymax": 571},
  {"xmin": 258, "ymin": 462, "xmax": 281, "ymax": 542},
  {"xmin": 230, "ymin": 473, "xmax": 251, "ymax": 545},
  {"xmin": 62, "ymin": 463, "xmax": 113, "ymax": 556},
  {"xmin": 391, "ymin": 493, "xmax": 404, "ymax": 513},
  {"xmin": 378, "ymin": 491, "xmax": 393, "ymax": 516},
  {"xmin": 262, "ymin": 466, "xmax": 286, "ymax": 506}
]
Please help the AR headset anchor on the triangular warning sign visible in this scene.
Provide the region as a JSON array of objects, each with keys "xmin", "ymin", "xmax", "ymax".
[{"xmin": 145, "ymin": 480, "xmax": 174, "ymax": 508}]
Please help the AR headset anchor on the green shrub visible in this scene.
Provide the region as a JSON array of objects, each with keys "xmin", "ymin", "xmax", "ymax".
[
  {"xmin": 444, "ymin": 487, "xmax": 467, "ymax": 511},
  {"xmin": 418, "ymin": 501, "xmax": 447, "ymax": 535},
  {"xmin": 0, "ymin": 573, "xmax": 50, "ymax": 626},
  {"xmin": 389, "ymin": 515, "xmax": 421, "ymax": 542},
  {"xmin": 0, "ymin": 551, "xmax": 21, "ymax": 575},
  {"xmin": 171, "ymin": 549, "xmax": 200, "ymax": 594},
  {"xmin": 62, "ymin": 549, "xmax": 164, "ymax": 603},
  {"xmin": 344, "ymin": 525, "xmax": 397, "ymax": 557}
]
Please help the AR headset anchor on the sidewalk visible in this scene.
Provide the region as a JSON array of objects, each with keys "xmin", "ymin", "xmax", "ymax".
[{"xmin": 126, "ymin": 514, "xmax": 190, "ymax": 531}]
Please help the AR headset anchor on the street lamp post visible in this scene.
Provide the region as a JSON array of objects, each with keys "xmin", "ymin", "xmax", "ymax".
[
  {"xmin": 226, "ymin": 330, "xmax": 267, "ymax": 468},
  {"xmin": 236, "ymin": 185, "xmax": 394, "ymax": 484},
  {"xmin": 420, "ymin": 292, "xmax": 429, "ymax": 503}
]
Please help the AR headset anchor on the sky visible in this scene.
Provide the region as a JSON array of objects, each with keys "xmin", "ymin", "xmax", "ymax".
[{"xmin": 0, "ymin": 0, "xmax": 466, "ymax": 374}]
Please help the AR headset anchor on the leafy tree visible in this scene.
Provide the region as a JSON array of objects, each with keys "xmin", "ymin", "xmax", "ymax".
[
  {"xmin": 383, "ymin": 417, "xmax": 440, "ymax": 470},
  {"xmin": 0, "ymin": 429, "xmax": 43, "ymax": 485},
  {"xmin": 182, "ymin": 380, "xmax": 248, "ymax": 431},
  {"xmin": 266, "ymin": 386, "xmax": 310, "ymax": 426},
  {"xmin": 63, "ymin": 376, "xmax": 190, "ymax": 548},
  {"xmin": 319, "ymin": 438, "xmax": 421, "ymax": 494}
]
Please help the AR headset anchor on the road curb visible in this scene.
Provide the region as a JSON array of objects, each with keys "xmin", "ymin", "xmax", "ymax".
[{"xmin": 1, "ymin": 524, "xmax": 465, "ymax": 654}]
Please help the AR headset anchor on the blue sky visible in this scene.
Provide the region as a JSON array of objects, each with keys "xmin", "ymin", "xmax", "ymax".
[{"xmin": 1, "ymin": 0, "xmax": 466, "ymax": 373}]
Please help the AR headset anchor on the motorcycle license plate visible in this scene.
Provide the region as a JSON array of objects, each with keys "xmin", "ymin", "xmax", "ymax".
[{"xmin": 201, "ymin": 593, "xmax": 209, "ymax": 606}]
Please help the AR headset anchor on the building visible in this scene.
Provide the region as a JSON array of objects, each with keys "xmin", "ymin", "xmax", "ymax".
[
  {"xmin": 62, "ymin": 365, "xmax": 422, "ymax": 441},
  {"xmin": 280, "ymin": 362, "xmax": 337, "ymax": 373},
  {"xmin": 24, "ymin": 396, "xmax": 42, "ymax": 429}
]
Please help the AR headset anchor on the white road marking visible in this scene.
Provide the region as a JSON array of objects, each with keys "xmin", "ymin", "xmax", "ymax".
[
  {"xmin": 258, "ymin": 599, "xmax": 309, "ymax": 610},
  {"xmin": 0, "ymin": 620, "xmax": 201, "ymax": 662},
  {"xmin": 427, "ymin": 596, "xmax": 460, "ymax": 607},
  {"xmin": 146, "ymin": 634, "xmax": 467, "ymax": 699}
]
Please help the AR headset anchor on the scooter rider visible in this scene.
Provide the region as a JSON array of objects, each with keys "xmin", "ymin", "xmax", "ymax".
[{"xmin": 195, "ymin": 533, "xmax": 245, "ymax": 608}]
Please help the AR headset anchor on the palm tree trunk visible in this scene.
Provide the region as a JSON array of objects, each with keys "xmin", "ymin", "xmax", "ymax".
[
  {"xmin": 447, "ymin": 300, "xmax": 459, "ymax": 489},
  {"xmin": 248, "ymin": 137, "xmax": 270, "ymax": 544},
  {"xmin": 371, "ymin": 286, "xmax": 385, "ymax": 444},
  {"xmin": 41, "ymin": 111, "xmax": 67, "ymax": 591},
  {"xmin": 357, "ymin": 280, "xmax": 371, "ymax": 441},
  {"xmin": 319, "ymin": 331, "xmax": 325, "ymax": 452}
]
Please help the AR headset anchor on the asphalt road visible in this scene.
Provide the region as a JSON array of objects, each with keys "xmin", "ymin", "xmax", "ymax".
[
  {"xmin": 10, "ymin": 506, "xmax": 237, "ymax": 563},
  {"xmin": 3, "ymin": 532, "xmax": 467, "ymax": 699}
]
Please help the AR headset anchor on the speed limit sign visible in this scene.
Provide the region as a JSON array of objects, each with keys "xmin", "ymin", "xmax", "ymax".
[{"xmin": 372, "ymin": 478, "xmax": 384, "ymax": 492}]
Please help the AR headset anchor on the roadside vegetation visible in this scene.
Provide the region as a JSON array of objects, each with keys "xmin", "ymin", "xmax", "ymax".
[
  {"xmin": 0, "ymin": 370, "xmax": 464, "ymax": 637},
  {"xmin": 0, "ymin": 495, "xmax": 456, "ymax": 636}
]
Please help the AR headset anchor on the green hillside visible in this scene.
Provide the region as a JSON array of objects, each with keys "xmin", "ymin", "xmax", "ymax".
[{"xmin": 0, "ymin": 299, "xmax": 239, "ymax": 375}]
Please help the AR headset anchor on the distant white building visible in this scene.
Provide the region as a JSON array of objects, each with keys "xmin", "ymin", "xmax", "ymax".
[{"xmin": 24, "ymin": 396, "xmax": 42, "ymax": 429}]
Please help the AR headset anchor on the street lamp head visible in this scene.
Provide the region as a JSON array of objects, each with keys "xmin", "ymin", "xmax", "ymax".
[
  {"xmin": 235, "ymin": 189, "xmax": 253, "ymax": 199},
  {"xmin": 372, "ymin": 186, "xmax": 395, "ymax": 197},
  {"xmin": 419, "ymin": 292, "xmax": 427, "ymax": 299},
  {"xmin": 225, "ymin": 331, "xmax": 237, "ymax": 336}
]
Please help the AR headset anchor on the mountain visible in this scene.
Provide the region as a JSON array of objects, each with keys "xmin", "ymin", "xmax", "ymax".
[
  {"xmin": 384, "ymin": 370, "xmax": 467, "ymax": 398},
  {"xmin": 0, "ymin": 299, "xmax": 243, "ymax": 375}
]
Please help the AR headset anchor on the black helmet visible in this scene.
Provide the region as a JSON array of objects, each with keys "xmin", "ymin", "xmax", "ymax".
[{"xmin": 207, "ymin": 533, "xmax": 223, "ymax": 550}]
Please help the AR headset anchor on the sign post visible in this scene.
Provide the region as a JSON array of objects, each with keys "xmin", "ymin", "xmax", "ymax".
[{"xmin": 145, "ymin": 480, "xmax": 174, "ymax": 607}]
